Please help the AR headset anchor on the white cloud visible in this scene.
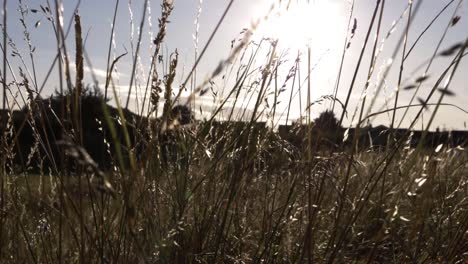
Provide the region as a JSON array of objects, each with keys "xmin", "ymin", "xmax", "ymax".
[
  {"xmin": 69, "ymin": 64, "xmax": 127, "ymax": 79},
  {"xmin": 82, "ymin": 66, "xmax": 108, "ymax": 78}
]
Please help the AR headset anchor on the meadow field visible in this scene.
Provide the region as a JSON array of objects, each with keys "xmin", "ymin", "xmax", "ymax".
[{"xmin": 0, "ymin": 0, "xmax": 467, "ymax": 263}]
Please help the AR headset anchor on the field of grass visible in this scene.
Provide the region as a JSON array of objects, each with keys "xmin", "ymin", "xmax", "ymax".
[{"xmin": 1, "ymin": 0, "xmax": 467, "ymax": 263}]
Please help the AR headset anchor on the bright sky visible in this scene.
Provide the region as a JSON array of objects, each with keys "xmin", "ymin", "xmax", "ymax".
[{"xmin": 2, "ymin": 0, "xmax": 468, "ymax": 130}]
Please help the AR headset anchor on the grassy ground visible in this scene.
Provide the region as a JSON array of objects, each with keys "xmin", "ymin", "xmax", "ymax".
[
  {"xmin": 1, "ymin": 124, "xmax": 467, "ymax": 263},
  {"xmin": 1, "ymin": 0, "xmax": 467, "ymax": 263}
]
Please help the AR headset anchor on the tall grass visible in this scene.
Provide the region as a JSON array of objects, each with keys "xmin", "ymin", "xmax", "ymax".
[{"xmin": 1, "ymin": 0, "xmax": 467, "ymax": 263}]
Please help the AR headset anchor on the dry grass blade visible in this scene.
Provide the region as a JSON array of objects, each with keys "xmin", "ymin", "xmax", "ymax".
[
  {"xmin": 124, "ymin": 0, "xmax": 148, "ymax": 109},
  {"xmin": 415, "ymin": 75, "xmax": 430, "ymax": 83},
  {"xmin": 451, "ymin": 15, "xmax": 461, "ymax": 26},
  {"xmin": 346, "ymin": 18, "xmax": 358, "ymax": 49},
  {"xmin": 1, "ymin": 1, "xmax": 468, "ymax": 263},
  {"xmin": 74, "ymin": 13, "xmax": 83, "ymax": 142},
  {"xmin": 437, "ymin": 88, "xmax": 455, "ymax": 96},
  {"xmin": 403, "ymin": 85, "xmax": 417, "ymax": 90},
  {"xmin": 440, "ymin": 42, "xmax": 463, "ymax": 56},
  {"xmin": 417, "ymin": 97, "xmax": 427, "ymax": 109}
]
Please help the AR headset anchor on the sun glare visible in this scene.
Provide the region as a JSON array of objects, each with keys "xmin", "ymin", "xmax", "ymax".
[
  {"xmin": 248, "ymin": 1, "xmax": 348, "ymax": 123},
  {"xmin": 254, "ymin": 1, "xmax": 345, "ymax": 53}
]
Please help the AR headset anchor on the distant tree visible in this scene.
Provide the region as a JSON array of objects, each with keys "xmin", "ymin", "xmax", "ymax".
[
  {"xmin": 158, "ymin": 105, "xmax": 194, "ymax": 165},
  {"xmin": 313, "ymin": 110, "xmax": 343, "ymax": 145},
  {"xmin": 170, "ymin": 104, "xmax": 193, "ymax": 125},
  {"xmin": 15, "ymin": 84, "xmax": 141, "ymax": 172},
  {"xmin": 314, "ymin": 110, "xmax": 341, "ymax": 132},
  {"xmin": 51, "ymin": 85, "xmax": 108, "ymax": 110}
]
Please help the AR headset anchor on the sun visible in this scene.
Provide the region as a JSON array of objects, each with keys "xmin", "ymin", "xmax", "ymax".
[
  {"xmin": 247, "ymin": 0, "xmax": 348, "ymax": 124},
  {"xmin": 254, "ymin": 0, "xmax": 346, "ymax": 53}
]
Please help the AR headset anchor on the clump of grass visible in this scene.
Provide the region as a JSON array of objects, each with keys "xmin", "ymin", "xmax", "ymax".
[{"xmin": 1, "ymin": 0, "xmax": 467, "ymax": 263}]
